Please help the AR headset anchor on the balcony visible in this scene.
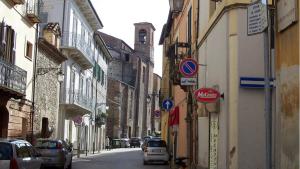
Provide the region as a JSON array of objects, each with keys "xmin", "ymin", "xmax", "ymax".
[
  {"xmin": 24, "ymin": 0, "xmax": 40, "ymax": 23},
  {"xmin": 61, "ymin": 32, "xmax": 94, "ymax": 70},
  {"xmin": 63, "ymin": 89, "xmax": 93, "ymax": 118},
  {"xmin": 0, "ymin": 58, "xmax": 27, "ymax": 98}
]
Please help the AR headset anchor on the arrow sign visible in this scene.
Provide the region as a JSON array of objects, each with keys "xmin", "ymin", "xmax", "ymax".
[
  {"xmin": 162, "ymin": 99, "xmax": 174, "ymax": 111},
  {"xmin": 179, "ymin": 58, "xmax": 198, "ymax": 77}
]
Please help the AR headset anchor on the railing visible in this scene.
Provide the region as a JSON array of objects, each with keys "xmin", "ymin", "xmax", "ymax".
[
  {"xmin": 0, "ymin": 57, "xmax": 27, "ymax": 95},
  {"xmin": 24, "ymin": 0, "xmax": 38, "ymax": 15},
  {"xmin": 67, "ymin": 88, "xmax": 93, "ymax": 111},
  {"xmin": 61, "ymin": 32, "xmax": 94, "ymax": 65}
]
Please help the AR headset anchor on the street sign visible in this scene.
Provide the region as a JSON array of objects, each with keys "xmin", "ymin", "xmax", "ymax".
[
  {"xmin": 162, "ymin": 99, "xmax": 174, "ymax": 111},
  {"xmin": 181, "ymin": 77, "xmax": 197, "ymax": 86},
  {"xmin": 194, "ymin": 88, "xmax": 221, "ymax": 103},
  {"xmin": 240, "ymin": 77, "xmax": 275, "ymax": 88},
  {"xmin": 247, "ymin": 1, "xmax": 268, "ymax": 35},
  {"xmin": 179, "ymin": 58, "xmax": 198, "ymax": 77}
]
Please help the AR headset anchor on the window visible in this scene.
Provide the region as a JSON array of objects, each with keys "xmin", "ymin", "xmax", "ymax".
[
  {"xmin": 86, "ymin": 79, "xmax": 91, "ymax": 99},
  {"xmin": 26, "ymin": 41, "xmax": 33, "ymax": 59},
  {"xmin": 125, "ymin": 53, "xmax": 129, "ymax": 62},
  {"xmin": 79, "ymin": 74, "xmax": 84, "ymax": 96},
  {"xmin": 0, "ymin": 22, "xmax": 16, "ymax": 64},
  {"xmin": 142, "ymin": 66, "xmax": 146, "ymax": 83},
  {"xmin": 0, "ymin": 143, "xmax": 12, "ymax": 160},
  {"xmin": 101, "ymin": 70, "xmax": 104, "ymax": 85},
  {"xmin": 16, "ymin": 143, "xmax": 30, "ymax": 158},
  {"xmin": 138, "ymin": 29, "xmax": 147, "ymax": 44}
]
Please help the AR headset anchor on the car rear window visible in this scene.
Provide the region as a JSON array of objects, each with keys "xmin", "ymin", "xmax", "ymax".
[
  {"xmin": 0, "ymin": 143, "xmax": 12, "ymax": 160},
  {"xmin": 35, "ymin": 140, "xmax": 58, "ymax": 149},
  {"xmin": 148, "ymin": 140, "xmax": 166, "ymax": 147}
]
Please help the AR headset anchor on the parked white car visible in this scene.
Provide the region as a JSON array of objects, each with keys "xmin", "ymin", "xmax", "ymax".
[
  {"xmin": 0, "ymin": 138, "xmax": 43, "ymax": 169},
  {"xmin": 143, "ymin": 139, "xmax": 169, "ymax": 165}
]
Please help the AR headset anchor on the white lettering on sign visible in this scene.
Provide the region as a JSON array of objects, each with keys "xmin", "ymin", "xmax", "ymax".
[
  {"xmin": 247, "ymin": 2, "xmax": 268, "ymax": 35},
  {"xmin": 181, "ymin": 78, "xmax": 197, "ymax": 86},
  {"xmin": 197, "ymin": 92, "xmax": 218, "ymax": 99},
  {"xmin": 277, "ymin": 0, "xmax": 297, "ymax": 32}
]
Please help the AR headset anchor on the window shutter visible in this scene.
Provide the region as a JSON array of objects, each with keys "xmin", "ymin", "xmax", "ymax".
[{"xmin": 11, "ymin": 30, "xmax": 16, "ymax": 64}]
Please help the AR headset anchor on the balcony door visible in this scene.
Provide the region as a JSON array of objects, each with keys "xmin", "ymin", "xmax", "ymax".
[{"xmin": 0, "ymin": 22, "xmax": 16, "ymax": 64}]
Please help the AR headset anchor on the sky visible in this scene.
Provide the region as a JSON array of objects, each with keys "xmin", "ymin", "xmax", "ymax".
[{"xmin": 91, "ymin": 0, "xmax": 170, "ymax": 76}]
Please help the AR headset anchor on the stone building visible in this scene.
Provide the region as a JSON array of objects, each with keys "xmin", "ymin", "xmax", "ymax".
[
  {"xmin": 100, "ymin": 22, "xmax": 156, "ymax": 138},
  {"xmin": 99, "ymin": 32, "xmax": 137, "ymax": 138},
  {"xmin": 34, "ymin": 23, "xmax": 67, "ymax": 139},
  {"xmin": 0, "ymin": 0, "xmax": 39, "ymax": 140},
  {"xmin": 133, "ymin": 22, "xmax": 155, "ymax": 137}
]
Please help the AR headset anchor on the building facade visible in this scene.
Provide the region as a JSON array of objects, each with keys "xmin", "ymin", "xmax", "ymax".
[
  {"xmin": 151, "ymin": 73, "xmax": 162, "ymax": 134},
  {"xmin": 34, "ymin": 23, "xmax": 67, "ymax": 139},
  {"xmin": 133, "ymin": 22, "xmax": 155, "ymax": 137},
  {"xmin": 40, "ymin": 0, "xmax": 111, "ymax": 154},
  {"xmin": 274, "ymin": 0, "xmax": 299, "ymax": 168},
  {"xmin": 0, "ymin": 0, "xmax": 39, "ymax": 140}
]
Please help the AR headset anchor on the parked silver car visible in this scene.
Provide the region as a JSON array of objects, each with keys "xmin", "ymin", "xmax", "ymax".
[
  {"xmin": 0, "ymin": 138, "xmax": 43, "ymax": 169},
  {"xmin": 35, "ymin": 139, "xmax": 72, "ymax": 169}
]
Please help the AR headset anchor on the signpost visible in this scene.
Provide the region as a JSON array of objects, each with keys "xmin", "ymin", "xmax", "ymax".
[
  {"xmin": 162, "ymin": 99, "xmax": 174, "ymax": 111},
  {"xmin": 194, "ymin": 88, "xmax": 221, "ymax": 103},
  {"xmin": 179, "ymin": 58, "xmax": 198, "ymax": 78}
]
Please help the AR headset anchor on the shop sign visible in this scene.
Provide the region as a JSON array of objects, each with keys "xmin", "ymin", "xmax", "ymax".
[
  {"xmin": 277, "ymin": 0, "xmax": 297, "ymax": 32},
  {"xmin": 194, "ymin": 88, "xmax": 220, "ymax": 103}
]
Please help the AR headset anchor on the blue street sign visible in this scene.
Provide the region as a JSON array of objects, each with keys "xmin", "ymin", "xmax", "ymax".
[
  {"xmin": 179, "ymin": 58, "xmax": 198, "ymax": 77},
  {"xmin": 162, "ymin": 99, "xmax": 174, "ymax": 111}
]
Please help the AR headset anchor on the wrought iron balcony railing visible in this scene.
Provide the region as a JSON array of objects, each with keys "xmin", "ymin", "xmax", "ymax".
[
  {"xmin": 0, "ymin": 58, "xmax": 27, "ymax": 96},
  {"xmin": 61, "ymin": 32, "xmax": 94, "ymax": 68},
  {"xmin": 67, "ymin": 88, "xmax": 93, "ymax": 111}
]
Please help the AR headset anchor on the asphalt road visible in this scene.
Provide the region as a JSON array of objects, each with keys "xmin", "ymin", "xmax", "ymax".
[{"xmin": 72, "ymin": 148, "xmax": 170, "ymax": 169}]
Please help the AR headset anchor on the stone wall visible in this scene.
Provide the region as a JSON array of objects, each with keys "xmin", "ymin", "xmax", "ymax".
[{"xmin": 33, "ymin": 45, "xmax": 61, "ymax": 139}]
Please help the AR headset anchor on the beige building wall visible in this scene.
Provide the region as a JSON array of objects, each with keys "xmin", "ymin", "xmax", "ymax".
[
  {"xmin": 197, "ymin": 1, "xmax": 268, "ymax": 169},
  {"xmin": 275, "ymin": 0, "xmax": 299, "ymax": 168}
]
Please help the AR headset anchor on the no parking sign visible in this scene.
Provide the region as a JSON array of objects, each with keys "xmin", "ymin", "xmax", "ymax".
[{"xmin": 179, "ymin": 58, "xmax": 198, "ymax": 77}]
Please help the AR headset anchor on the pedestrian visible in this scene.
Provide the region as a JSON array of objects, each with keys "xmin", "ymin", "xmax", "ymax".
[{"xmin": 105, "ymin": 136, "xmax": 110, "ymax": 150}]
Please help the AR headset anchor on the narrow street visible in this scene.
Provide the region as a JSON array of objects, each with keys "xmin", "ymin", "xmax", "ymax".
[{"xmin": 73, "ymin": 148, "xmax": 169, "ymax": 169}]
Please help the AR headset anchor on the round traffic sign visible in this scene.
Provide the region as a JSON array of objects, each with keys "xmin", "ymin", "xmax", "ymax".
[
  {"xmin": 162, "ymin": 99, "xmax": 173, "ymax": 111},
  {"xmin": 179, "ymin": 58, "xmax": 198, "ymax": 77}
]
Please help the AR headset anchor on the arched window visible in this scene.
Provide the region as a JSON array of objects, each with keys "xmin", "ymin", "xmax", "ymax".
[{"xmin": 139, "ymin": 29, "xmax": 147, "ymax": 44}]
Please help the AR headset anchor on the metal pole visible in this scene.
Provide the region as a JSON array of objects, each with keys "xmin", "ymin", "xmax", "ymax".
[{"xmin": 262, "ymin": 1, "xmax": 272, "ymax": 169}]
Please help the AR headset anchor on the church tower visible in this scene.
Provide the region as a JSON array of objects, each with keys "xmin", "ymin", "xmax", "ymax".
[{"xmin": 134, "ymin": 22, "xmax": 155, "ymax": 64}]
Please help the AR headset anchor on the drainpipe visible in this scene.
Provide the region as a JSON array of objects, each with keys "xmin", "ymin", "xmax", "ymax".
[{"xmin": 31, "ymin": 1, "xmax": 40, "ymax": 144}]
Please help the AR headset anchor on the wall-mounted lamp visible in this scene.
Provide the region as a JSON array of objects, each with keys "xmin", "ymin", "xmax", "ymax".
[{"xmin": 37, "ymin": 67, "xmax": 64, "ymax": 83}]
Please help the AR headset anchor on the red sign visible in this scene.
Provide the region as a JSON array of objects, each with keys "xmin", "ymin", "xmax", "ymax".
[{"xmin": 194, "ymin": 88, "xmax": 220, "ymax": 103}]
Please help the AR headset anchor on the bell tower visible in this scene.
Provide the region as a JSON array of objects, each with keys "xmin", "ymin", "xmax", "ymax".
[{"xmin": 134, "ymin": 22, "xmax": 155, "ymax": 64}]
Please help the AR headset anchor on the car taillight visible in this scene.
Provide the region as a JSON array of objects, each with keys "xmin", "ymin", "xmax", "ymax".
[
  {"xmin": 57, "ymin": 143, "xmax": 62, "ymax": 149},
  {"xmin": 10, "ymin": 158, "xmax": 19, "ymax": 169}
]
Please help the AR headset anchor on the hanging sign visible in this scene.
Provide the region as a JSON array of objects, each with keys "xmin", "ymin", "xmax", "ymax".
[
  {"xmin": 179, "ymin": 58, "xmax": 198, "ymax": 77},
  {"xmin": 194, "ymin": 88, "xmax": 221, "ymax": 103}
]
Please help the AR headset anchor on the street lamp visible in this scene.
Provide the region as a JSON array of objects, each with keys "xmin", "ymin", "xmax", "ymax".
[{"xmin": 169, "ymin": 0, "xmax": 184, "ymax": 13}]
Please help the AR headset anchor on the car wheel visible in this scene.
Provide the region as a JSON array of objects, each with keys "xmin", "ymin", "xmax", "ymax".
[
  {"xmin": 39, "ymin": 164, "xmax": 44, "ymax": 169},
  {"xmin": 164, "ymin": 161, "xmax": 169, "ymax": 165},
  {"xmin": 143, "ymin": 160, "xmax": 148, "ymax": 165}
]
